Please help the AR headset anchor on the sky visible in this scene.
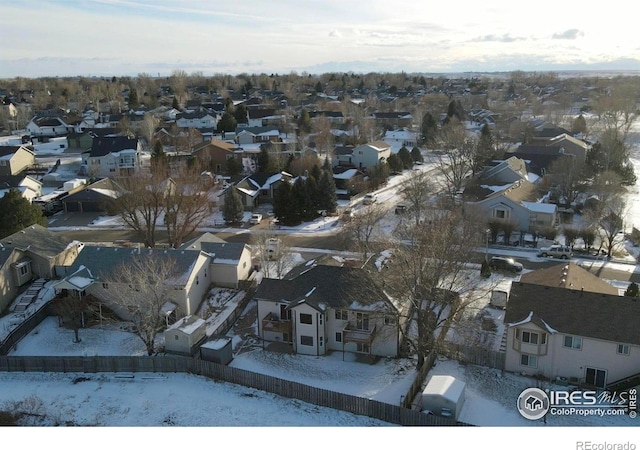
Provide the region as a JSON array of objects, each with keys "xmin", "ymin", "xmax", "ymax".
[{"xmin": 1, "ymin": 0, "xmax": 640, "ymax": 78}]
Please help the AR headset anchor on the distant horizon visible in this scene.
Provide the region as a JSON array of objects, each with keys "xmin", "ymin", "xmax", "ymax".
[
  {"xmin": 2, "ymin": 1, "xmax": 639, "ymax": 79},
  {"xmin": 2, "ymin": 68, "xmax": 640, "ymax": 82}
]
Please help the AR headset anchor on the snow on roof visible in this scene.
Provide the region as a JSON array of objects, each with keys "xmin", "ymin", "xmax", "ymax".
[
  {"xmin": 333, "ymin": 169, "xmax": 359, "ymax": 179},
  {"xmin": 507, "ymin": 310, "xmax": 533, "ymax": 327},
  {"xmin": 521, "ymin": 201, "xmax": 556, "ymax": 213},
  {"xmin": 212, "ymin": 258, "xmax": 240, "ymax": 265},
  {"xmin": 91, "ymin": 188, "xmax": 120, "ymax": 198},
  {"xmin": 161, "ymin": 302, "xmax": 177, "ymax": 315},
  {"xmin": 422, "ymin": 375, "xmax": 465, "ymax": 402},
  {"xmin": 167, "ymin": 315, "xmax": 206, "ymax": 334},
  {"xmin": 540, "ymin": 318, "xmax": 559, "ymax": 334},
  {"xmin": 201, "ymin": 337, "xmax": 231, "ymax": 350},
  {"xmin": 68, "ymin": 276, "xmax": 93, "ymax": 289},
  {"xmin": 237, "ymin": 187, "xmax": 259, "ymax": 197}
]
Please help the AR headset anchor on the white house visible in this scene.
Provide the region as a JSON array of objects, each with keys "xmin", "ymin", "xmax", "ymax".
[
  {"xmin": 255, "ymin": 263, "xmax": 400, "ymax": 358},
  {"xmin": 332, "ymin": 141, "xmax": 391, "ymax": 170},
  {"xmin": 83, "ymin": 136, "xmax": 143, "ymax": 177},
  {"xmin": 176, "ymin": 110, "xmax": 218, "ymax": 129}
]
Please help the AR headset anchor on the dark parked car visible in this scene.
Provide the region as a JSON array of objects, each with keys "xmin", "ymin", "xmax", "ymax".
[{"xmin": 488, "ymin": 256, "xmax": 523, "ymax": 273}]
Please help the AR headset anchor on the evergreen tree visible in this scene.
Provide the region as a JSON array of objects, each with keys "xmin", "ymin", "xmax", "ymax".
[
  {"xmin": 305, "ymin": 174, "xmax": 321, "ymax": 216},
  {"xmin": 421, "ymin": 112, "xmax": 438, "ymax": 147},
  {"xmin": 258, "ymin": 147, "xmax": 270, "ymax": 172},
  {"xmin": 625, "ymin": 282, "xmax": 640, "ymax": 297},
  {"xmin": 322, "ymin": 156, "xmax": 332, "ymax": 171},
  {"xmin": 397, "ymin": 146, "xmax": 413, "ymax": 169},
  {"xmin": 571, "ymin": 114, "xmax": 587, "ymax": 136},
  {"xmin": 293, "ymin": 177, "xmax": 313, "ymax": 221},
  {"xmin": 473, "ymin": 124, "xmax": 496, "ymax": 174},
  {"xmin": 387, "ymin": 153, "xmax": 403, "ymax": 173},
  {"xmin": 310, "ymin": 164, "xmax": 322, "ymax": 184},
  {"xmin": 225, "ymin": 156, "xmax": 243, "ymax": 176},
  {"xmin": 318, "ymin": 169, "xmax": 338, "ymax": 213},
  {"xmin": 0, "ymin": 189, "xmax": 47, "ymax": 239},
  {"xmin": 217, "ymin": 112, "xmax": 237, "ymax": 133},
  {"xmin": 172, "ymin": 96, "xmax": 180, "ymax": 110},
  {"xmin": 222, "ymin": 188, "xmax": 244, "ymax": 224},
  {"xmin": 234, "ymin": 103, "xmax": 248, "ymax": 124},
  {"xmin": 298, "ymin": 108, "xmax": 311, "ymax": 134},
  {"xmin": 273, "ymin": 181, "xmax": 299, "ymax": 226},
  {"xmin": 128, "ymin": 89, "xmax": 139, "ymax": 109},
  {"xmin": 411, "ymin": 146, "xmax": 424, "ymax": 163}
]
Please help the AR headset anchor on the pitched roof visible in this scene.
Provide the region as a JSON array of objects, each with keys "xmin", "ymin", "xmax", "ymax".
[
  {"xmin": 67, "ymin": 246, "xmax": 205, "ymax": 285},
  {"xmin": 518, "ymin": 262, "xmax": 619, "ymax": 295},
  {"xmin": 248, "ymin": 108, "xmax": 278, "ymax": 119},
  {"xmin": 504, "ymin": 282, "xmax": 640, "ymax": 345},
  {"xmin": 0, "ymin": 145, "xmax": 33, "ymax": 158},
  {"xmin": 254, "ymin": 265, "xmax": 396, "ymax": 313},
  {"xmin": 0, "ymin": 224, "xmax": 77, "ymax": 258},
  {"xmin": 89, "ymin": 136, "xmax": 138, "ymax": 157}
]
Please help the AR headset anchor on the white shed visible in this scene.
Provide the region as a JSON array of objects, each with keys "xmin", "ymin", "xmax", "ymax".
[
  {"xmin": 164, "ymin": 315, "xmax": 207, "ymax": 356},
  {"xmin": 421, "ymin": 375, "xmax": 466, "ymax": 421}
]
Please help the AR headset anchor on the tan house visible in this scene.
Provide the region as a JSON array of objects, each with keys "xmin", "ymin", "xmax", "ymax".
[
  {"xmin": 61, "ymin": 246, "xmax": 212, "ymax": 319},
  {"xmin": 180, "ymin": 233, "xmax": 253, "ymax": 289},
  {"xmin": 465, "ymin": 179, "xmax": 557, "ymax": 232},
  {"xmin": 0, "ymin": 247, "xmax": 29, "ymax": 313},
  {"xmin": 0, "ymin": 224, "xmax": 83, "ymax": 279},
  {"xmin": 332, "ymin": 141, "xmax": 391, "ymax": 170},
  {"xmin": 503, "ymin": 267, "xmax": 639, "ymax": 389},
  {"xmin": 0, "ymin": 145, "xmax": 36, "ymax": 176},
  {"xmin": 192, "ymin": 139, "xmax": 241, "ymax": 173}
]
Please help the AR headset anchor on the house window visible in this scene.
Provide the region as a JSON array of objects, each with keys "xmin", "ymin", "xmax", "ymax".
[
  {"xmin": 521, "ymin": 331, "xmax": 538, "ymax": 344},
  {"xmin": 617, "ymin": 344, "xmax": 630, "ymax": 355},
  {"xmin": 356, "ymin": 343, "xmax": 370, "ymax": 353},
  {"xmin": 300, "ymin": 313, "xmax": 312, "ymax": 325},
  {"xmin": 520, "ymin": 354, "xmax": 537, "ymax": 368},
  {"xmin": 319, "ymin": 315, "xmax": 323, "ymax": 325},
  {"xmin": 174, "ymin": 335, "xmax": 179, "ymax": 341},
  {"xmin": 300, "ymin": 335, "xmax": 313, "ymax": 346},
  {"xmin": 384, "ymin": 315, "xmax": 396, "ymax": 325},
  {"xmin": 320, "ymin": 336, "xmax": 324, "ymax": 347},
  {"xmin": 335, "ymin": 310, "xmax": 348, "ymax": 320},
  {"xmin": 102, "ymin": 283, "xmax": 109, "ymax": 289},
  {"xmin": 356, "ymin": 312, "xmax": 369, "ymax": 331},
  {"xmin": 563, "ymin": 335, "xmax": 582, "ymax": 350},
  {"xmin": 19, "ymin": 264, "xmax": 29, "ymax": 276},
  {"xmin": 335, "ymin": 332, "xmax": 342, "ymax": 343},
  {"xmin": 494, "ymin": 209, "xmax": 510, "ymax": 220},
  {"xmin": 195, "ymin": 275, "xmax": 199, "ymax": 285}
]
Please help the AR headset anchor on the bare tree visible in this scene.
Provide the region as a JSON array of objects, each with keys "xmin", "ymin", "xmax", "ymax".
[
  {"xmin": 546, "ymin": 155, "xmax": 585, "ymax": 207},
  {"xmin": 398, "ymin": 170, "xmax": 438, "ymax": 229},
  {"xmin": 164, "ymin": 165, "xmax": 214, "ymax": 249},
  {"xmin": 340, "ymin": 203, "xmax": 387, "ymax": 260},
  {"xmin": 251, "ymin": 232, "xmax": 291, "ymax": 279},
  {"xmin": 383, "ymin": 207, "xmax": 488, "ymax": 368},
  {"xmin": 139, "ymin": 113, "xmax": 160, "ymax": 150},
  {"xmin": 106, "ymin": 253, "xmax": 178, "ymax": 355},
  {"xmin": 435, "ymin": 120, "xmax": 475, "ymax": 195},
  {"xmin": 109, "ymin": 170, "xmax": 167, "ymax": 248},
  {"xmin": 52, "ymin": 293, "xmax": 88, "ymax": 343}
]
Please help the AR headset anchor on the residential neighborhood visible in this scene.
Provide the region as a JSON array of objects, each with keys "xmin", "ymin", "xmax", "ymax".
[{"xmin": 0, "ymin": 68, "xmax": 639, "ymax": 433}]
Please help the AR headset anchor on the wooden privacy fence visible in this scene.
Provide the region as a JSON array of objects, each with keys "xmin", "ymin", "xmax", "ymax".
[
  {"xmin": 0, "ymin": 355, "xmax": 471, "ymax": 427},
  {"xmin": 441, "ymin": 342, "xmax": 505, "ymax": 370}
]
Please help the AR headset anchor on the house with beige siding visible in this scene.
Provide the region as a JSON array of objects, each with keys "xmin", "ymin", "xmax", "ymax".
[
  {"xmin": 61, "ymin": 246, "xmax": 211, "ymax": 319},
  {"xmin": 255, "ymin": 262, "xmax": 401, "ymax": 358},
  {"xmin": 503, "ymin": 275, "xmax": 639, "ymax": 389},
  {"xmin": 332, "ymin": 141, "xmax": 392, "ymax": 170},
  {"xmin": 0, "ymin": 145, "xmax": 35, "ymax": 176}
]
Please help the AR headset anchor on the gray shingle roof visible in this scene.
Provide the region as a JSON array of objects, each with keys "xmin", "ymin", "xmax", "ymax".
[
  {"xmin": 504, "ymin": 282, "xmax": 640, "ymax": 345},
  {"xmin": 254, "ymin": 265, "xmax": 396, "ymax": 312},
  {"xmin": 0, "ymin": 224, "xmax": 75, "ymax": 258},
  {"xmin": 67, "ymin": 246, "xmax": 204, "ymax": 285}
]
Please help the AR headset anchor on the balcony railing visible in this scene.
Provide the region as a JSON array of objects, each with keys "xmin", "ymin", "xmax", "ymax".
[
  {"xmin": 261, "ymin": 312, "xmax": 292, "ymax": 334},
  {"xmin": 342, "ymin": 324, "xmax": 376, "ymax": 345}
]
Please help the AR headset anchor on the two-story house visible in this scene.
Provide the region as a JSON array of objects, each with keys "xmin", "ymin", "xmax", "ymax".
[
  {"xmin": 233, "ymin": 171, "xmax": 293, "ymax": 209},
  {"xmin": 465, "ymin": 179, "xmax": 557, "ymax": 232},
  {"xmin": 247, "ymin": 109, "xmax": 286, "ymax": 128},
  {"xmin": 255, "ymin": 264, "xmax": 401, "ymax": 358},
  {"xmin": 0, "ymin": 145, "xmax": 36, "ymax": 176},
  {"xmin": 332, "ymin": 141, "xmax": 392, "ymax": 170},
  {"xmin": 59, "ymin": 246, "xmax": 211, "ymax": 320},
  {"xmin": 84, "ymin": 136, "xmax": 142, "ymax": 177},
  {"xmin": 176, "ymin": 110, "xmax": 219, "ymax": 130},
  {"xmin": 191, "ymin": 139, "xmax": 241, "ymax": 173}
]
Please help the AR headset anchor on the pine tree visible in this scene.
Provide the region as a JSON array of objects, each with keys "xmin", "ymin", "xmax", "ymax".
[
  {"xmin": 421, "ymin": 112, "xmax": 438, "ymax": 146},
  {"xmin": 128, "ymin": 89, "xmax": 139, "ymax": 109},
  {"xmin": 625, "ymin": 282, "xmax": 640, "ymax": 297},
  {"xmin": 318, "ymin": 169, "xmax": 338, "ymax": 213},
  {"xmin": 258, "ymin": 147, "xmax": 270, "ymax": 172},
  {"xmin": 0, "ymin": 189, "xmax": 47, "ymax": 239},
  {"xmin": 172, "ymin": 96, "xmax": 180, "ymax": 110},
  {"xmin": 273, "ymin": 181, "xmax": 299, "ymax": 226},
  {"xmin": 411, "ymin": 147, "xmax": 424, "ymax": 163},
  {"xmin": 217, "ymin": 112, "xmax": 237, "ymax": 133},
  {"xmin": 387, "ymin": 153, "xmax": 403, "ymax": 173},
  {"xmin": 397, "ymin": 146, "xmax": 413, "ymax": 169},
  {"xmin": 222, "ymin": 188, "xmax": 244, "ymax": 224}
]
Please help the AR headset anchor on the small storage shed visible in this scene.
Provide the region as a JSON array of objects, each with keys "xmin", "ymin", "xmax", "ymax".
[
  {"xmin": 164, "ymin": 315, "xmax": 207, "ymax": 356},
  {"xmin": 200, "ymin": 336, "xmax": 234, "ymax": 365},
  {"xmin": 421, "ymin": 375, "xmax": 466, "ymax": 421}
]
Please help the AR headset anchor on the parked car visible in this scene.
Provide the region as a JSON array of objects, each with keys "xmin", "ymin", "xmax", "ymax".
[
  {"xmin": 488, "ymin": 256, "xmax": 523, "ymax": 273},
  {"xmin": 340, "ymin": 209, "xmax": 354, "ymax": 222},
  {"xmin": 537, "ymin": 245, "xmax": 573, "ymax": 259},
  {"xmin": 249, "ymin": 213, "xmax": 263, "ymax": 225},
  {"xmin": 395, "ymin": 203, "xmax": 409, "ymax": 215},
  {"xmin": 363, "ymin": 193, "xmax": 377, "ymax": 205}
]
